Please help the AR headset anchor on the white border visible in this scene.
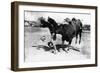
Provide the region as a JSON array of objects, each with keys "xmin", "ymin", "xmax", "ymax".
[{"xmin": 18, "ymin": 5, "xmax": 96, "ymax": 68}]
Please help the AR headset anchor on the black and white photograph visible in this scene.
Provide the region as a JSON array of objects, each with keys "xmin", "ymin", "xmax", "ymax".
[
  {"xmin": 11, "ymin": 2, "xmax": 97, "ymax": 71},
  {"xmin": 24, "ymin": 11, "xmax": 91, "ymax": 62}
]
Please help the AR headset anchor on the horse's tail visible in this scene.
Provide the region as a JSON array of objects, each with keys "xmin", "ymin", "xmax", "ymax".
[
  {"xmin": 80, "ymin": 21, "xmax": 83, "ymax": 32},
  {"xmin": 79, "ymin": 20, "xmax": 83, "ymax": 44}
]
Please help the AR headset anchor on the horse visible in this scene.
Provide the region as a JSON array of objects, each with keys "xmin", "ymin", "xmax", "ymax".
[
  {"xmin": 55, "ymin": 18, "xmax": 83, "ymax": 52},
  {"xmin": 39, "ymin": 17, "xmax": 57, "ymax": 40},
  {"xmin": 71, "ymin": 18, "xmax": 83, "ymax": 44},
  {"xmin": 46, "ymin": 17, "xmax": 81, "ymax": 52},
  {"xmin": 40, "ymin": 17, "xmax": 82, "ymax": 52}
]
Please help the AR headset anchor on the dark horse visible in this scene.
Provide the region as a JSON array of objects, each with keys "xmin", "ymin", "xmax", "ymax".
[
  {"xmin": 40, "ymin": 17, "xmax": 82, "ymax": 52},
  {"xmin": 39, "ymin": 17, "xmax": 57, "ymax": 40},
  {"xmin": 48, "ymin": 17, "xmax": 83, "ymax": 52},
  {"xmin": 71, "ymin": 18, "xmax": 83, "ymax": 44}
]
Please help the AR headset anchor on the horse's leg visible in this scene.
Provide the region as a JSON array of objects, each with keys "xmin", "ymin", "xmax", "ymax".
[
  {"xmin": 79, "ymin": 30, "xmax": 82, "ymax": 44},
  {"xmin": 57, "ymin": 48, "xmax": 60, "ymax": 52},
  {"xmin": 61, "ymin": 36, "xmax": 66, "ymax": 52},
  {"xmin": 62, "ymin": 40, "xmax": 64, "ymax": 46},
  {"xmin": 52, "ymin": 41, "xmax": 57, "ymax": 53},
  {"xmin": 66, "ymin": 40, "xmax": 72, "ymax": 52},
  {"xmin": 50, "ymin": 33, "xmax": 57, "ymax": 54},
  {"xmin": 62, "ymin": 40, "xmax": 68, "ymax": 53},
  {"xmin": 75, "ymin": 34, "xmax": 78, "ymax": 44},
  {"xmin": 69, "ymin": 39, "xmax": 72, "ymax": 45},
  {"xmin": 62, "ymin": 48, "xmax": 67, "ymax": 53}
]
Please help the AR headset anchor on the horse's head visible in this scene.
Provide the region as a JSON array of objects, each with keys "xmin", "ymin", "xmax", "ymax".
[
  {"xmin": 64, "ymin": 18, "xmax": 70, "ymax": 22},
  {"xmin": 72, "ymin": 18, "xmax": 77, "ymax": 21},
  {"xmin": 64, "ymin": 18, "xmax": 72, "ymax": 25},
  {"xmin": 71, "ymin": 18, "xmax": 77, "ymax": 24},
  {"xmin": 39, "ymin": 17, "xmax": 49, "ymax": 28},
  {"xmin": 77, "ymin": 19, "xmax": 83, "ymax": 31}
]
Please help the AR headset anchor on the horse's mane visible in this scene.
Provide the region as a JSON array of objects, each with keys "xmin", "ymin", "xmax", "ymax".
[
  {"xmin": 40, "ymin": 18, "xmax": 52, "ymax": 29},
  {"xmin": 48, "ymin": 17, "xmax": 58, "ymax": 29}
]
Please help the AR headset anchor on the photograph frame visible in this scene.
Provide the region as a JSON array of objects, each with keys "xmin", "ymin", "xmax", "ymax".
[{"xmin": 11, "ymin": 1, "xmax": 98, "ymax": 71}]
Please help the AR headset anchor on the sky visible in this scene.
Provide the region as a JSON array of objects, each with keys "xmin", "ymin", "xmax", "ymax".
[{"xmin": 25, "ymin": 11, "xmax": 91, "ymax": 25}]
